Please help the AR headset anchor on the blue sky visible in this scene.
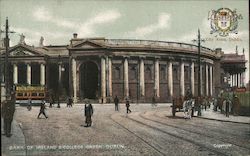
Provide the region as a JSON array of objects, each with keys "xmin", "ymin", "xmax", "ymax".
[{"xmin": 0, "ymin": 0, "xmax": 249, "ymax": 83}]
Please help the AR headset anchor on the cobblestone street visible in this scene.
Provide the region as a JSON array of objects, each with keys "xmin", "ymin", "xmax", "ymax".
[{"xmin": 7, "ymin": 104, "xmax": 250, "ymax": 155}]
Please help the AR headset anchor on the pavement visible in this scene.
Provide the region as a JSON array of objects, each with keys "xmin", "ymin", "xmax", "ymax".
[
  {"xmin": 1, "ymin": 118, "xmax": 26, "ymax": 156},
  {"xmin": 1, "ymin": 103, "xmax": 250, "ymax": 156},
  {"xmin": 197, "ymin": 107, "xmax": 250, "ymax": 124}
]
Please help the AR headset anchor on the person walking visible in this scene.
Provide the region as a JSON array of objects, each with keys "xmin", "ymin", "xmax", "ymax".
[
  {"xmin": 85, "ymin": 101, "xmax": 94, "ymax": 127},
  {"xmin": 27, "ymin": 98, "xmax": 32, "ymax": 111},
  {"xmin": 114, "ymin": 95, "xmax": 119, "ymax": 111},
  {"xmin": 37, "ymin": 101, "xmax": 48, "ymax": 119},
  {"xmin": 225, "ymin": 98, "xmax": 231, "ymax": 117},
  {"xmin": 2, "ymin": 91, "xmax": 16, "ymax": 137},
  {"xmin": 126, "ymin": 98, "xmax": 131, "ymax": 114}
]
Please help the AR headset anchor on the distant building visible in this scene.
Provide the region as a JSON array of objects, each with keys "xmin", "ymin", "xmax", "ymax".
[{"xmin": 0, "ymin": 34, "xmax": 247, "ymax": 103}]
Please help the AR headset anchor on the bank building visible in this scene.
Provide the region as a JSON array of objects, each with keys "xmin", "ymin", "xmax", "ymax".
[{"xmin": 0, "ymin": 33, "xmax": 247, "ymax": 103}]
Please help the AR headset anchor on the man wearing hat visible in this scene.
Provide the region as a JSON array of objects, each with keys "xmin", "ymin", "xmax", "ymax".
[
  {"xmin": 84, "ymin": 99, "xmax": 94, "ymax": 127},
  {"xmin": 2, "ymin": 91, "xmax": 16, "ymax": 137}
]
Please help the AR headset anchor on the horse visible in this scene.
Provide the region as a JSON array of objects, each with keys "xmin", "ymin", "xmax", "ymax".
[{"xmin": 183, "ymin": 99, "xmax": 194, "ymax": 119}]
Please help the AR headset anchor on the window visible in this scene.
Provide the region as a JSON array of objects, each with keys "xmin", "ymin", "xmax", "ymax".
[
  {"xmin": 130, "ymin": 66, "xmax": 137, "ymax": 80},
  {"xmin": 145, "ymin": 66, "xmax": 152, "ymax": 80},
  {"xmin": 114, "ymin": 66, "xmax": 121, "ymax": 79}
]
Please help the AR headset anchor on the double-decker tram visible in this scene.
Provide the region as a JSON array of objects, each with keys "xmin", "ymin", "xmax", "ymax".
[{"xmin": 15, "ymin": 85, "xmax": 46, "ymax": 105}]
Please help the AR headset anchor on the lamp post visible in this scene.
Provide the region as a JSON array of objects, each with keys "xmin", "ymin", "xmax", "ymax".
[
  {"xmin": 192, "ymin": 29, "xmax": 204, "ymax": 116},
  {"xmin": 57, "ymin": 55, "xmax": 62, "ymax": 108},
  {"xmin": 0, "ymin": 17, "xmax": 16, "ymax": 100}
]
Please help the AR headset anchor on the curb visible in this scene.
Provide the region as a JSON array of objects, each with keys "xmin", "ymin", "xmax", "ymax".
[{"xmin": 196, "ymin": 116, "xmax": 250, "ymax": 125}]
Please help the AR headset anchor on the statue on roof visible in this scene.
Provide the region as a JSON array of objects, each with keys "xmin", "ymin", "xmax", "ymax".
[
  {"xmin": 39, "ymin": 36, "xmax": 44, "ymax": 47},
  {"xmin": 19, "ymin": 33, "xmax": 26, "ymax": 45}
]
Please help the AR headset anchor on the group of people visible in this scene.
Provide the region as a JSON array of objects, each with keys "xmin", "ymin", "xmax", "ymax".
[{"xmin": 114, "ymin": 96, "xmax": 131, "ymax": 114}]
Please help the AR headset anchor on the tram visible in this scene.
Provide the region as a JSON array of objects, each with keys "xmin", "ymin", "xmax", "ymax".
[{"xmin": 15, "ymin": 85, "xmax": 46, "ymax": 105}]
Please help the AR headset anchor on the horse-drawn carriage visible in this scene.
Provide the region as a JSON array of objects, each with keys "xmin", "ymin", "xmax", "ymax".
[{"xmin": 171, "ymin": 96, "xmax": 197, "ymax": 118}]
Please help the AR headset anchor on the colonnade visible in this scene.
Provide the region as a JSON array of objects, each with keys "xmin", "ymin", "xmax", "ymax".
[
  {"xmin": 12, "ymin": 63, "xmax": 46, "ymax": 85},
  {"xmin": 71, "ymin": 57, "xmax": 214, "ymax": 103}
]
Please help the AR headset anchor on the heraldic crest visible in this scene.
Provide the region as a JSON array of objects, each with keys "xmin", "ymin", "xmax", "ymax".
[{"xmin": 208, "ymin": 8, "xmax": 242, "ymax": 37}]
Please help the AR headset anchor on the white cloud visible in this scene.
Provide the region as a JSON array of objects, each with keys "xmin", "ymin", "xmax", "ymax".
[
  {"xmin": 78, "ymin": 10, "xmax": 121, "ymax": 37},
  {"xmin": 125, "ymin": 13, "xmax": 171, "ymax": 38},
  {"xmin": 33, "ymin": 7, "xmax": 52, "ymax": 22},
  {"xmin": 33, "ymin": 7, "xmax": 121, "ymax": 36}
]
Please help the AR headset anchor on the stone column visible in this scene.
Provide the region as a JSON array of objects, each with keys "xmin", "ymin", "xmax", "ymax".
[
  {"xmin": 240, "ymin": 73, "xmax": 242, "ymax": 87},
  {"xmin": 72, "ymin": 58, "xmax": 77, "ymax": 102},
  {"xmin": 124, "ymin": 57, "xmax": 129, "ymax": 98},
  {"xmin": 154, "ymin": 58, "xmax": 160, "ymax": 97},
  {"xmin": 58, "ymin": 63, "xmax": 62, "ymax": 83},
  {"xmin": 231, "ymin": 75, "xmax": 233, "ymax": 87},
  {"xmin": 210, "ymin": 65, "xmax": 213, "ymax": 96},
  {"xmin": 101, "ymin": 57, "xmax": 106, "ymax": 103},
  {"xmin": 108, "ymin": 57, "xmax": 112, "ymax": 97},
  {"xmin": 237, "ymin": 73, "xmax": 239, "ymax": 87},
  {"xmin": 206, "ymin": 64, "xmax": 209, "ymax": 96},
  {"xmin": 27, "ymin": 64, "xmax": 31, "ymax": 85},
  {"xmin": 139, "ymin": 58, "xmax": 145, "ymax": 96},
  {"xmin": 168, "ymin": 61, "xmax": 173, "ymax": 97},
  {"xmin": 40, "ymin": 64, "xmax": 45, "ymax": 85},
  {"xmin": 191, "ymin": 61, "xmax": 195, "ymax": 96},
  {"xmin": 180, "ymin": 61, "xmax": 185, "ymax": 97},
  {"xmin": 13, "ymin": 64, "xmax": 18, "ymax": 84}
]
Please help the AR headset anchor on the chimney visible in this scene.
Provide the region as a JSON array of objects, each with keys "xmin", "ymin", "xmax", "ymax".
[{"xmin": 73, "ymin": 33, "xmax": 78, "ymax": 39}]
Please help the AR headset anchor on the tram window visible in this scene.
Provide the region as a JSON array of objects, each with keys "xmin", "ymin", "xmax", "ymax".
[
  {"xmin": 31, "ymin": 93, "xmax": 37, "ymax": 96},
  {"xmin": 17, "ymin": 93, "xmax": 23, "ymax": 96},
  {"xmin": 38, "ymin": 93, "xmax": 44, "ymax": 96},
  {"xmin": 24, "ymin": 93, "xmax": 28, "ymax": 96}
]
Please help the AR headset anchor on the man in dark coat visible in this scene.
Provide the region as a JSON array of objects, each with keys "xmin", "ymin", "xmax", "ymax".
[
  {"xmin": 67, "ymin": 96, "xmax": 73, "ymax": 107},
  {"xmin": 37, "ymin": 101, "xmax": 48, "ymax": 119},
  {"xmin": 114, "ymin": 96, "xmax": 119, "ymax": 111},
  {"xmin": 126, "ymin": 98, "xmax": 131, "ymax": 114},
  {"xmin": 85, "ymin": 101, "xmax": 94, "ymax": 127},
  {"xmin": 2, "ymin": 92, "xmax": 16, "ymax": 137}
]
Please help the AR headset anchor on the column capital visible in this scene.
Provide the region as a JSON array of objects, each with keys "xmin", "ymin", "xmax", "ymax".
[
  {"xmin": 154, "ymin": 56, "xmax": 160, "ymax": 60},
  {"xmin": 168, "ymin": 56, "xmax": 175, "ymax": 61},
  {"xmin": 123, "ymin": 56, "xmax": 130, "ymax": 59},
  {"xmin": 139, "ymin": 56, "xmax": 146, "ymax": 60}
]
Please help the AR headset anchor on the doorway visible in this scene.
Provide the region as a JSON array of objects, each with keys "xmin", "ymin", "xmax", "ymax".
[{"xmin": 80, "ymin": 61, "xmax": 98, "ymax": 99}]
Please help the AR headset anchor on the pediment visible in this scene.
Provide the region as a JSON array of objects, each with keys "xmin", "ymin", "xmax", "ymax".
[
  {"xmin": 10, "ymin": 48, "xmax": 35, "ymax": 56},
  {"xmin": 8, "ymin": 44, "xmax": 44, "ymax": 56},
  {"xmin": 73, "ymin": 40, "xmax": 106, "ymax": 49}
]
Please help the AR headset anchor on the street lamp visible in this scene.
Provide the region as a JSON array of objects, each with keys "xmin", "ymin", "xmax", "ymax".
[
  {"xmin": 1, "ymin": 17, "xmax": 16, "ymax": 99},
  {"xmin": 192, "ymin": 29, "xmax": 204, "ymax": 116}
]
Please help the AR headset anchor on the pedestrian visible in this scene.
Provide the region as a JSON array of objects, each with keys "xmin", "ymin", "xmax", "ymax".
[
  {"xmin": 85, "ymin": 101, "xmax": 94, "ymax": 127},
  {"xmin": 126, "ymin": 98, "xmax": 131, "ymax": 114},
  {"xmin": 49, "ymin": 94, "xmax": 54, "ymax": 108},
  {"xmin": 2, "ymin": 91, "xmax": 16, "ymax": 137},
  {"xmin": 225, "ymin": 99, "xmax": 230, "ymax": 117},
  {"xmin": 37, "ymin": 101, "xmax": 48, "ymax": 119},
  {"xmin": 27, "ymin": 98, "xmax": 32, "ymax": 111},
  {"xmin": 151, "ymin": 96, "xmax": 157, "ymax": 107},
  {"xmin": 114, "ymin": 95, "xmax": 119, "ymax": 111}
]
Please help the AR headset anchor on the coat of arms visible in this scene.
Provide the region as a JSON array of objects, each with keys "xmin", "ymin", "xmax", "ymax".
[{"xmin": 208, "ymin": 8, "xmax": 242, "ymax": 37}]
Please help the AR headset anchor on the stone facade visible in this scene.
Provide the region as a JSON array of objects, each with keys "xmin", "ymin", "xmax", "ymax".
[{"xmin": 1, "ymin": 35, "xmax": 228, "ymax": 103}]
